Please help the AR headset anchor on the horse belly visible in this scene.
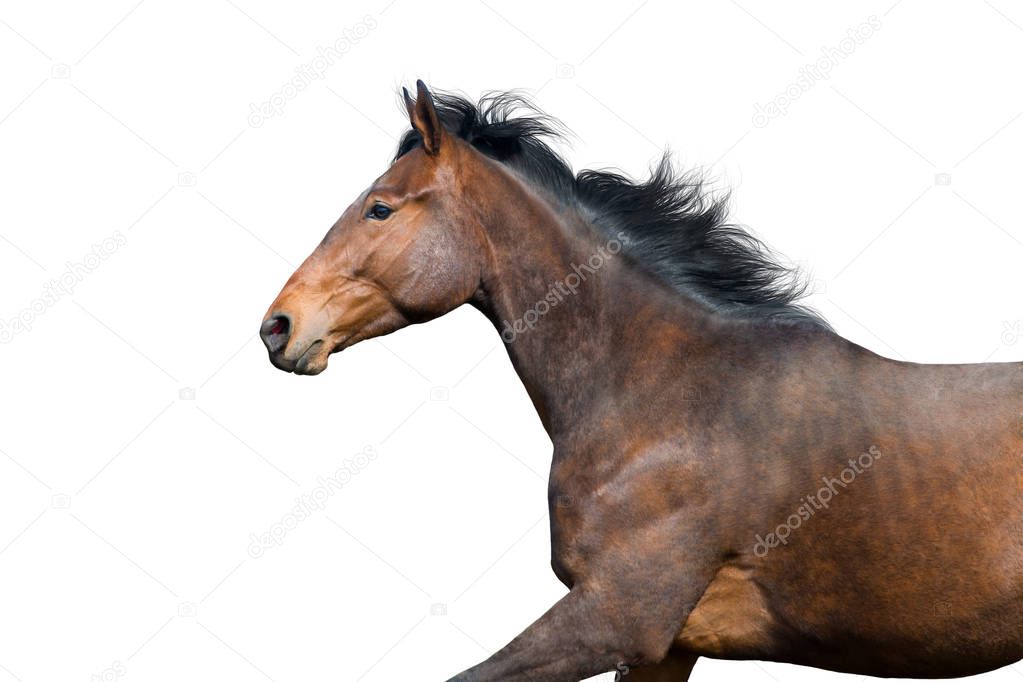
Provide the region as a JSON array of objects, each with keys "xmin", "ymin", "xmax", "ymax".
[
  {"xmin": 676, "ymin": 561, "xmax": 1023, "ymax": 677},
  {"xmin": 676, "ymin": 564, "xmax": 782, "ymax": 658}
]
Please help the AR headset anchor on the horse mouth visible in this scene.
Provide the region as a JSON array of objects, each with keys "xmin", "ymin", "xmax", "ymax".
[
  {"xmin": 267, "ymin": 339, "xmax": 327, "ymax": 375},
  {"xmin": 277, "ymin": 332, "xmax": 357, "ymax": 375},
  {"xmin": 293, "ymin": 340, "xmax": 326, "ymax": 375},
  {"xmin": 262, "ymin": 316, "xmax": 361, "ymax": 375}
]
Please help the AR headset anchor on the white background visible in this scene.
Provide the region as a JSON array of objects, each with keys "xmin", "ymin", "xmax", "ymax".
[{"xmin": 1, "ymin": 1, "xmax": 1022, "ymax": 680}]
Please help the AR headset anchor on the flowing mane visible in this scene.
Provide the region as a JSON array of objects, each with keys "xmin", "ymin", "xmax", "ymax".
[{"xmin": 395, "ymin": 90, "xmax": 828, "ymax": 328}]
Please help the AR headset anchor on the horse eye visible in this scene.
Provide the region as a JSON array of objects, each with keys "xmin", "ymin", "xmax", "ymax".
[{"xmin": 367, "ymin": 203, "xmax": 393, "ymax": 220}]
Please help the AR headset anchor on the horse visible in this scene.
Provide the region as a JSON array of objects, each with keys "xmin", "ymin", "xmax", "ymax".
[{"xmin": 260, "ymin": 80, "xmax": 1023, "ymax": 681}]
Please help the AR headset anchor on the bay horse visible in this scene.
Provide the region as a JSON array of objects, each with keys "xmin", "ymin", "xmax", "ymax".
[{"xmin": 260, "ymin": 81, "xmax": 1023, "ymax": 680}]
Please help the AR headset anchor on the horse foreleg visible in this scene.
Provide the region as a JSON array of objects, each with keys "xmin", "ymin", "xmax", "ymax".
[{"xmin": 446, "ymin": 588, "xmax": 683, "ymax": 682}]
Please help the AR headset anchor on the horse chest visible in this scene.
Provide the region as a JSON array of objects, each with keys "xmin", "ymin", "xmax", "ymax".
[
  {"xmin": 547, "ymin": 444, "xmax": 704, "ymax": 586},
  {"xmin": 547, "ymin": 477, "xmax": 677, "ymax": 587},
  {"xmin": 547, "ymin": 480, "xmax": 631, "ymax": 586},
  {"xmin": 547, "ymin": 495, "xmax": 595, "ymax": 587}
]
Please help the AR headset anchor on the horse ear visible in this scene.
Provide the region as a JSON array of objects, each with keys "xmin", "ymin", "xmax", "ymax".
[{"xmin": 402, "ymin": 79, "xmax": 443, "ymax": 155}]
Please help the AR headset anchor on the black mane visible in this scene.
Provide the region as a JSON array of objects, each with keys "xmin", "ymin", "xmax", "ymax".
[{"xmin": 396, "ymin": 90, "xmax": 828, "ymax": 329}]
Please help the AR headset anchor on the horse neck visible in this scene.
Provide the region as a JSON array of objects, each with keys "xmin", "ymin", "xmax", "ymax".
[{"xmin": 468, "ymin": 162, "xmax": 709, "ymax": 439}]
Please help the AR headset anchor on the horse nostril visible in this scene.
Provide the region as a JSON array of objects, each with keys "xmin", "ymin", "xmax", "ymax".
[{"xmin": 260, "ymin": 313, "xmax": 291, "ymax": 354}]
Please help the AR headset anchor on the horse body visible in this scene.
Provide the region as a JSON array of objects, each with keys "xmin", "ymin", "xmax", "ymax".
[
  {"xmin": 665, "ymin": 332, "xmax": 1023, "ymax": 678},
  {"xmin": 261, "ymin": 81, "xmax": 1023, "ymax": 680},
  {"xmin": 509, "ymin": 241, "xmax": 1023, "ymax": 677}
]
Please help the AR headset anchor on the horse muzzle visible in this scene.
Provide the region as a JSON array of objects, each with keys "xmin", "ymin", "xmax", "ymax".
[{"xmin": 260, "ymin": 313, "xmax": 329, "ymax": 375}]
